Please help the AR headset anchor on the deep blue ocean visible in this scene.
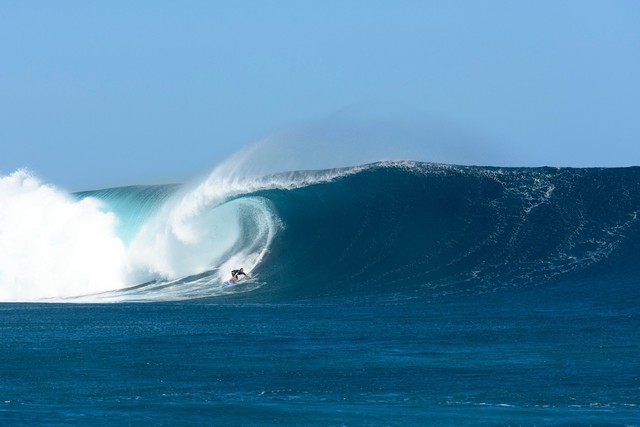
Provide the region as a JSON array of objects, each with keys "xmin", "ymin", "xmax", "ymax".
[{"xmin": 1, "ymin": 162, "xmax": 639, "ymax": 425}]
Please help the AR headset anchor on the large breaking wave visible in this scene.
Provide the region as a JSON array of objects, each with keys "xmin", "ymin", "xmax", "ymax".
[{"xmin": 1, "ymin": 161, "xmax": 639, "ymax": 302}]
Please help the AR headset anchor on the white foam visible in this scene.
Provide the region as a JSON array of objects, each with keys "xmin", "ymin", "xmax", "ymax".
[{"xmin": 0, "ymin": 170, "xmax": 127, "ymax": 301}]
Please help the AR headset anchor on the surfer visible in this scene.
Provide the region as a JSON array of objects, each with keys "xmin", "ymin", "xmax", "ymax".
[{"xmin": 228, "ymin": 268, "xmax": 250, "ymax": 283}]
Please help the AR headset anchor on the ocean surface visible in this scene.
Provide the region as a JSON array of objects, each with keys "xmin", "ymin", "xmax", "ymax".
[{"xmin": 1, "ymin": 161, "xmax": 639, "ymax": 425}]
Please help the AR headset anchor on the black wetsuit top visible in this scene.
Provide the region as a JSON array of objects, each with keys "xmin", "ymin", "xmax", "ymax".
[{"xmin": 231, "ymin": 269, "xmax": 247, "ymax": 279}]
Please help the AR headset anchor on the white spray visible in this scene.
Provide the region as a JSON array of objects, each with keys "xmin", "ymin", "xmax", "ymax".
[{"xmin": 0, "ymin": 170, "xmax": 127, "ymax": 301}]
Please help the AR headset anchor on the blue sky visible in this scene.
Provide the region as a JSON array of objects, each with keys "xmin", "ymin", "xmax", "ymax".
[{"xmin": 1, "ymin": 1, "xmax": 639, "ymax": 190}]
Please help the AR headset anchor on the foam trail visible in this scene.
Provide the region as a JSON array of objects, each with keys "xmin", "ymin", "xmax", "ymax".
[{"xmin": 0, "ymin": 170, "xmax": 127, "ymax": 301}]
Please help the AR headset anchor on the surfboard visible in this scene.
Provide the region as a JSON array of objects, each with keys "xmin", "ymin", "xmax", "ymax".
[
  {"xmin": 223, "ymin": 276, "xmax": 252, "ymax": 287},
  {"xmin": 224, "ymin": 278, "xmax": 241, "ymax": 286}
]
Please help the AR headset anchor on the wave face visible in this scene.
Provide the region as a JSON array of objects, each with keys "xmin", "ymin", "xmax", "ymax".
[
  {"xmin": 255, "ymin": 162, "xmax": 640, "ymax": 300},
  {"xmin": 1, "ymin": 162, "xmax": 639, "ymax": 302}
]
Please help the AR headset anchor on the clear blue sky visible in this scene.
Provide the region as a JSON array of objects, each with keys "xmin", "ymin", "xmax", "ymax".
[{"xmin": 1, "ymin": 1, "xmax": 639, "ymax": 190}]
